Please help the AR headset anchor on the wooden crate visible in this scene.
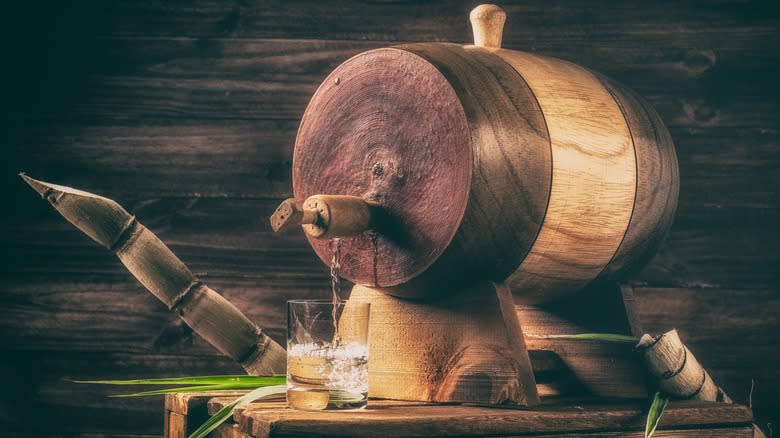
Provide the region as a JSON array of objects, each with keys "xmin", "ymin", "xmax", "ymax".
[{"xmin": 166, "ymin": 392, "xmax": 761, "ymax": 438}]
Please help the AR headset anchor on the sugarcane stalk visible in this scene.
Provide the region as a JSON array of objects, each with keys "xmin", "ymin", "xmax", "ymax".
[
  {"xmin": 20, "ymin": 173, "xmax": 286, "ymax": 376},
  {"xmin": 636, "ymin": 329, "xmax": 731, "ymax": 402}
]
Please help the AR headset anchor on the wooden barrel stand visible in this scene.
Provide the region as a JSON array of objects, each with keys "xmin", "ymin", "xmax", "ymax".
[{"xmin": 348, "ymin": 282, "xmax": 537, "ymax": 405}]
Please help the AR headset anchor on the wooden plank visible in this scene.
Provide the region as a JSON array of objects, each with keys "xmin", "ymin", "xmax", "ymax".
[
  {"xmin": 9, "ymin": 124, "xmax": 777, "ymax": 205},
  {"xmin": 222, "ymin": 399, "xmax": 753, "ymax": 438},
  {"xmin": 7, "ymin": 195, "xmax": 777, "ymax": 291},
  {"xmin": 0, "ymin": 434, "xmax": 163, "ymax": 438},
  {"xmin": 11, "ymin": 121, "xmax": 299, "ymax": 199},
  {"xmin": 7, "ymin": 29, "xmax": 776, "ymax": 125},
  {"xmin": 166, "ymin": 391, "xmax": 249, "ymax": 438},
  {"xmin": 11, "ymin": 71, "xmax": 775, "ymax": 128},
  {"xmin": 5, "ymin": 232, "xmax": 777, "ymax": 356},
  {"xmin": 167, "ymin": 391, "xmax": 250, "ymax": 416},
  {"xmin": 10, "ymin": 33, "xmax": 775, "ymax": 122},
  {"xmin": 4, "ymin": 193, "xmax": 778, "ymax": 357},
  {"xmin": 0, "ymin": 278, "xmax": 307, "ymax": 353},
  {"xmin": 167, "ymin": 412, "xmax": 186, "ymax": 438},
  {"xmin": 232, "ymin": 427, "xmax": 757, "ymax": 438},
  {"xmin": 5, "ymin": 196, "xmax": 328, "ymax": 278},
  {"xmin": 632, "ymin": 208, "xmax": 780, "ymax": 289},
  {"xmin": 513, "ymin": 428, "xmax": 755, "ymax": 438},
  {"xmin": 213, "ymin": 424, "xmax": 251, "ymax": 438},
  {"xmin": 673, "ymin": 127, "xmax": 780, "ymax": 211},
  {"xmin": 14, "ymin": 0, "xmax": 778, "ymax": 42}
]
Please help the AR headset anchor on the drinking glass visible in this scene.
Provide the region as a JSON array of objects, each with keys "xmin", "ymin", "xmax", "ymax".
[{"xmin": 286, "ymin": 299, "xmax": 370, "ymax": 410}]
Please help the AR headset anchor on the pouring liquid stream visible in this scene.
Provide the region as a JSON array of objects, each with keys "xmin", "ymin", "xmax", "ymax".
[{"xmin": 329, "ymin": 237, "xmax": 343, "ymax": 345}]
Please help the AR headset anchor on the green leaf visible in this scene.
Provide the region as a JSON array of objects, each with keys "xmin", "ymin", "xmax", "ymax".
[
  {"xmin": 74, "ymin": 375, "xmax": 287, "ymax": 397},
  {"xmin": 109, "ymin": 382, "xmax": 284, "ymax": 398},
  {"xmin": 645, "ymin": 391, "xmax": 670, "ymax": 438},
  {"xmin": 188, "ymin": 385, "xmax": 287, "ymax": 438},
  {"xmin": 73, "ymin": 375, "xmax": 285, "ymax": 386},
  {"xmin": 527, "ymin": 333, "xmax": 640, "ymax": 344}
]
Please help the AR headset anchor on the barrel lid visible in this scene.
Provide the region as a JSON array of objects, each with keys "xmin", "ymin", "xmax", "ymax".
[{"xmin": 293, "ymin": 48, "xmax": 472, "ymax": 287}]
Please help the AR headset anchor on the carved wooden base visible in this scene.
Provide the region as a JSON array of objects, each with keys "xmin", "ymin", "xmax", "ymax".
[{"xmin": 346, "ymin": 282, "xmax": 539, "ymax": 406}]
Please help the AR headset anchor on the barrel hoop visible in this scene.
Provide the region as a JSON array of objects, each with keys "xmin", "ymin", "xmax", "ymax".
[{"xmin": 397, "ymin": 43, "xmax": 552, "ymax": 285}]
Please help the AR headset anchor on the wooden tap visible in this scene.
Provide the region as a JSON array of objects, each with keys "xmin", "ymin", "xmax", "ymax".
[{"xmin": 270, "ymin": 195, "xmax": 373, "ymax": 239}]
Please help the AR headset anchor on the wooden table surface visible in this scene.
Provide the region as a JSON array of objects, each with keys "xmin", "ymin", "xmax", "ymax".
[{"xmin": 166, "ymin": 392, "xmax": 758, "ymax": 438}]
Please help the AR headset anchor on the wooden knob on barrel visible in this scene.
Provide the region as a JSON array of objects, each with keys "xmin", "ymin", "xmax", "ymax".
[
  {"xmin": 270, "ymin": 195, "xmax": 372, "ymax": 239},
  {"xmin": 470, "ymin": 4, "xmax": 506, "ymax": 48}
]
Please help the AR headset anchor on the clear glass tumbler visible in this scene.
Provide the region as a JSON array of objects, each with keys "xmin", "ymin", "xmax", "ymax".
[{"xmin": 286, "ymin": 299, "xmax": 370, "ymax": 410}]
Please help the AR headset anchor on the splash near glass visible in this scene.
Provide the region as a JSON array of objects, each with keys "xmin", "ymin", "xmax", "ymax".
[{"xmin": 287, "ymin": 300, "xmax": 370, "ymax": 410}]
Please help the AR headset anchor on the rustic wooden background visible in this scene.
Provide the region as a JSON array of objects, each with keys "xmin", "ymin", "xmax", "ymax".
[{"xmin": 2, "ymin": 0, "xmax": 778, "ymax": 436}]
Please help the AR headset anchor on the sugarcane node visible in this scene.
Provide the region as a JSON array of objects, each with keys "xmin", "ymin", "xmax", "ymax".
[{"xmin": 20, "ymin": 173, "xmax": 288, "ymax": 376}]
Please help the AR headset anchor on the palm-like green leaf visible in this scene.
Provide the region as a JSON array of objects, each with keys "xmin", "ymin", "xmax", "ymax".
[
  {"xmin": 74, "ymin": 374, "xmax": 286, "ymax": 397},
  {"xmin": 109, "ymin": 383, "xmax": 281, "ymax": 397},
  {"xmin": 188, "ymin": 385, "xmax": 287, "ymax": 438},
  {"xmin": 74, "ymin": 375, "xmax": 285, "ymax": 386},
  {"xmin": 527, "ymin": 333, "xmax": 640, "ymax": 344},
  {"xmin": 645, "ymin": 391, "xmax": 670, "ymax": 438}
]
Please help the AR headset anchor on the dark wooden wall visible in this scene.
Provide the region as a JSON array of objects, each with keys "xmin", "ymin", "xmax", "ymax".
[{"xmin": 2, "ymin": 1, "xmax": 778, "ymax": 436}]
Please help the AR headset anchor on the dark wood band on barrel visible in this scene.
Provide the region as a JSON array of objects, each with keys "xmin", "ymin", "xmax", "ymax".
[
  {"xmin": 595, "ymin": 75, "xmax": 679, "ymax": 278},
  {"xmin": 393, "ymin": 43, "xmax": 551, "ymax": 294},
  {"xmin": 294, "ymin": 48, "xmax": 473, "ymax": 287}
]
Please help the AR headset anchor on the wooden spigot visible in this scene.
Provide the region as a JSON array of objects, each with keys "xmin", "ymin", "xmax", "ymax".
[
  {"xmin": 470, "ymin": 4, "xmax": 506, "ymax": 48},
  {"xmin": 270, "ymin": 195, "xmax": 373, "ymax": 239}
]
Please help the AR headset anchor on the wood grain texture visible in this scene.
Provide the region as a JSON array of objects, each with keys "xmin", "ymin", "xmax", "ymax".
[
  {"xmin": 395, "ymin": 43, "xmax": 551, "ymax": 295},
  {"xmin": 497, "ymin": 50, "xmax": 637, "ymax": 302},
  {"xmin": 2, "ymin": 0, "xmax": 778, "ymax": 436},
  {"xmin": 348, "ymin": 282, "xmax": 538, "ymax": 405},
  {"xmin": 23, "ymin": 0, "xmax": 776, "ymax": 44},
  {"xmin": 203, "ymin": 398, "xmax": 754, "ymax": 438},
  {"xmin": 165, "ymin": 390, "xmax": 249, "ymax": 438},
  {"xmin": 596, "ymin": 75, "xmax": 680, "ymax": 279},
  {"xmin": 293, "ymin": 47, "xmax": 473, "ymax": 288}
]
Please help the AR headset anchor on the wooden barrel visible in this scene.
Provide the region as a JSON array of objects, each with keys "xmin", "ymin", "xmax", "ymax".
[{"xmin": 293, "ymin": 7, "xmax": 678, "ymax": 302}]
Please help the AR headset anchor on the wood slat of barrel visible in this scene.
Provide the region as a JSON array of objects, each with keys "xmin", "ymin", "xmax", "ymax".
[{"xmin": 494, "ymin": 50, "xmax": 638, "ymax": 302}]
